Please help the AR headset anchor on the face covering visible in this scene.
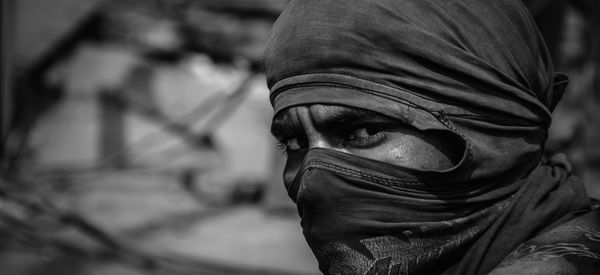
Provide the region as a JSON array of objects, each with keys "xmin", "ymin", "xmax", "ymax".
[
  {"xmin": 264, "ymin": 0, "xmax": 592, "ymax": 273},
  {"xmin": 286, "ymin": 148, "xmax": 512, "ymax": 274}
]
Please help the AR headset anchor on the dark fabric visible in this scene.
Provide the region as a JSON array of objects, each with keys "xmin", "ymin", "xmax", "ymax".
[
  {"xmin": 263, "ymin": 0, "xmax": 595, "ymax": 274},
  {"xmin": 489, "ymin": 207, "xmax": 600, "ymax": 274},
  {"xmin": 288, "ymin": 148, "xmax": 513, "ymax": 274},
  {"xmin": 521, "ymin": 0, "xmax": 570, "ymax": 62},
  {"xmin": 446, "ymin": 154, "xmax": 592, "ymax": 274}
]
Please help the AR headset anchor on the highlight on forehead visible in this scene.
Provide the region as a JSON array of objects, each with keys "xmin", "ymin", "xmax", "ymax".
[{"xmin": 270, "ymin": 104, "xmax": 383, "ymax": 139}]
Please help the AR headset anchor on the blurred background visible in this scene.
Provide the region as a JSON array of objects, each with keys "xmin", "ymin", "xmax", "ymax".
[{"xmin": 0, "ymin": 0, "xmax": 598, "ymax": 274}]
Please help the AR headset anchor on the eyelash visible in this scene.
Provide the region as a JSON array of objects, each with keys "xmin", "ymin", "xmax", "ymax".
[
  {"xmin": 274, "ymin": 125, "xmax": 390, "ymax": 154},
  {"xmin": 274, "ymin": 138, "xmax": 289, "ymax": 155},
  {"xmin": 343, "ymin": 127, "xmax": 388, "ymax": 148}
]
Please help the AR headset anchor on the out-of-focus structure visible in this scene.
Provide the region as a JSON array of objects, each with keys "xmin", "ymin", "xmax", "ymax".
[
  {"xmin": 0, "ymin": 1, "xmax": 598, "ymax": 275},
  {"xmin": 523, "ymin": 0, "xmax": 600, "ymax": 197},
  {"xmin": 1, "ymin": 1, "xmax": 319, "ymax": 274}
]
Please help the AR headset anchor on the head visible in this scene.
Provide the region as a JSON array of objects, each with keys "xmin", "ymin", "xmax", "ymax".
[
  {"xmin": 264, "ymin": 0, "xmax": 567, "ymax": 191},
  {"xmin": 263, "ymin": 0, "xmax": 568, "ymax": 271}
]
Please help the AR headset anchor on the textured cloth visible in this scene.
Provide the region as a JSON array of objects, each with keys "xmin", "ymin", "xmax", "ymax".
[
  {"xmin": 285, "ymin": 148, "xmax": 515, "ymax": 274},
  {"xmin": 263, "ymin": 0, "xmax": 596, "ymax": 274}
]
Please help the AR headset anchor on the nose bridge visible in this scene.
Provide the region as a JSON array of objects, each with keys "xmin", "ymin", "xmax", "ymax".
[
  {"xmin": 296, "ymin": 107, "xmax": 334, "ymax": 150},
  {"xmin": 308, "ymin": 133, "xmax": 331, "ymax": 149},
  {"xmin": 303, "ymin": 121, "xmax": 333, "ymax": 150}
]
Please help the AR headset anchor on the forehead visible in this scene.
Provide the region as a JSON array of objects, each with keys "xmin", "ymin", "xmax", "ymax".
[{"xmin": 270, "ymin": 104, "xmax": 383, "ymax": 137}]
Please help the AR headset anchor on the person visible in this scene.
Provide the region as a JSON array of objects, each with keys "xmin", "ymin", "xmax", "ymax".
[{"xmin": 262, "ymin": 0, "xmax": 600, "ymax": 274}]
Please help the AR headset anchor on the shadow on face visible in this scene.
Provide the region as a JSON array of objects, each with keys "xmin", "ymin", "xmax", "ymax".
[{"xmin": 271, "ymin": 104, "xmax": 464, "ymax": 171}]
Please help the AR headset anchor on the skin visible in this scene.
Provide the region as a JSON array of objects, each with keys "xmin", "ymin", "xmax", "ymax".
[{"xmin": 271, "ymin": 104, "xmax": 462, "ymax": 170}]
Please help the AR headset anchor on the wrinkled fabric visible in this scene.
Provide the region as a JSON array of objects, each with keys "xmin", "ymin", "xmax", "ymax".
[
  {"xmin": 263, "ymin": 0, "xmax": 593, "ymax": 274},
  {"xmin": 289, "ymin": 148, "xmax": 512, "ymax": 274},
  {"xmin": 489, "ymin": 205, "xmax": 600, "ymax": 274}
]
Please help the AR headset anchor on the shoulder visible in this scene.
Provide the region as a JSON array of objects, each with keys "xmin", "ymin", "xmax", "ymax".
[{"xmin": 489, "ymin": 207, "xmax": 600, "ymax": 275}]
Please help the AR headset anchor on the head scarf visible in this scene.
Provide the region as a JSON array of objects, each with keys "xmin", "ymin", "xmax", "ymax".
[{"xmin": 263, "ymin": 0, "xmax": 590, "ymax": 274}]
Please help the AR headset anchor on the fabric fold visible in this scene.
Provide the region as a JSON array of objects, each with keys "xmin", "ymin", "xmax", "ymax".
[{"xmin": 263, "ymin": 0, "xmax": 594, "ymax": 273}]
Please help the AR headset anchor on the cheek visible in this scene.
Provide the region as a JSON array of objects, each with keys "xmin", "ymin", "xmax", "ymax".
[
  {"xmin": 389, "ymin": 142, "xmax": 435, "ymax": 169},
  {"xmin": 371, "ymin": 134, "xmax": 455, "ymax": 170}
]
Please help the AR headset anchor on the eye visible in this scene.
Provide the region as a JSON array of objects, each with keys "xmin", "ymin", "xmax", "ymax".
[
  {"xmin": 274, "ymin": 136, "xmax": 307, "ymax": 153},
  {"xmin": 344, "ymin": 126, "xmax": 387, "ymax": 148}
]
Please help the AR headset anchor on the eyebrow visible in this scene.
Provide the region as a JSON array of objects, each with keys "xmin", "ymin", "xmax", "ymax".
[{"xmin": 270, "ymin": 106, "xmax": 382, "ymax": 140}]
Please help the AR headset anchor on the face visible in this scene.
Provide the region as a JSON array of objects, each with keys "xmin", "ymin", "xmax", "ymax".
[{"xmin": 271, "ymin": 104, "xmax": 461, "ymax": 170}]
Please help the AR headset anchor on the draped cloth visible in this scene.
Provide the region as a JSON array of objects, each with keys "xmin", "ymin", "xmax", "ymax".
[{"xmin": 263, "ymin": 0, "xmax": 595, "ymax": 273}]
